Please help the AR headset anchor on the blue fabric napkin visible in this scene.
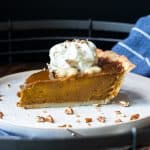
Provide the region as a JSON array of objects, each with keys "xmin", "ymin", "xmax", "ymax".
[{"xmin": 112, "ymin": 15, "xmax": 150, "ymax": 77}]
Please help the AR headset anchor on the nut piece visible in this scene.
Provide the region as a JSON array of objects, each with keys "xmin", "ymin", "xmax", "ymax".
[
  {"xmin": 64, "ymin": 107, "xmax": 74, "ymax": 115},
  {"xmin": 119, "ymin": 100, "xmax": 129, "ymax": 107},
  {"xmin": 85, "ymin": 117, "xmax": 92, "ymax": 123},
  {"xmin": 0, "ymin": 112, "xmax": 4, "ymax": 119},
  {"xmin": 58, "ymin": 124, "xmax": 72, "ymax": 128},
  {"xmin": 130, "ymin": 114, "xmax": 140, "ymax": 121},
  {"xmin": 45, "ymin": 115, "xmax": 54, "ymax": 123},
  {"xmin": 66, "ymin": 59, "xmax": 78, "ymax": 68},
  {"xmin": 115, "ymin": 119, "xmax": 122, "ymax": 124},
  {"xmin": 36, "ymin": 115, "xmax": 54, "ymax": 123},
  {"xmin": 97, "ymin": 116, "xmax": 106, "ymax": 123},
  {"xmin": 36, "ymin": 116, "xmax": 45, "ymax": 122}
]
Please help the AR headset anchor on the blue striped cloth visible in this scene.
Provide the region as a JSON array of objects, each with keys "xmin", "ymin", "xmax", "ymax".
[{"xmin": 112, "ymin": 15, "xmax": 150, "ymax": 77}]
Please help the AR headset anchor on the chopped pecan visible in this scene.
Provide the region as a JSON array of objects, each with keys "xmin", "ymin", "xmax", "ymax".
[
  {"xmin": 119, "ymin": 100, "xmax": 129, "ymax": 107},
  {"xmin": 58, "ymin": 124, "xmax": 72, "ymax": 128},
  {"xmin": 0, "ymin": 112, "xmax": 4, "ymax": 119},
  {"xmin": 45, "ymin": 115, "xmax": 54, "ymax": 123},
  {"xmin": 65, "ymin": 59, "xmax": 77, "ymax": 67},
  {"xmin": 64, "ymin": 107, "xmax": 74, "ymax": 115},
  {"xmin": 85, "ymin": 117, "xmax": 92, "ymax": 123},
  {"xmin": 97, "ymin": 116, "xmax": 106, "ymax": 123},
  {"xmin": 36, "ymin": 115, "xmax": 54, "ymax": 123},
  {"xmin": 36, "ymin": 116, "xmax": 46, "ymax": 122},
  {"xmin": 130, "ymin": 114, "xmax": 140, "ymax": 120}
]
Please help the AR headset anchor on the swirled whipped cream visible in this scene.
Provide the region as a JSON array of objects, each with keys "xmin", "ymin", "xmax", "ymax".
[{"xmin": 48, "ymin": 40, "xmax": 101, "ymax": 77}]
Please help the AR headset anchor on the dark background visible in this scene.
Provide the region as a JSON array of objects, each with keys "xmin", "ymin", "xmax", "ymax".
[
  {"xmin": 3, "ymin": 0, "xmax": 150, "ymax": 22},
  {"xmin": 0, "ymin": 0, "xmax": 149, "ymax": 64}
]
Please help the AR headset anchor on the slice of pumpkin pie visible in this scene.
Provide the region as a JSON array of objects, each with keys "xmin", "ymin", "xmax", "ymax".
[{"xmin": 17, "ymin": 40, "xmax": 135, "ymax": 109}]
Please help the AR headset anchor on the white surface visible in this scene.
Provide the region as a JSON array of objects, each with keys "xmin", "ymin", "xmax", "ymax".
[{"xmin": 0, "ymin": 70, "xmax": 150, "ymax": 138}]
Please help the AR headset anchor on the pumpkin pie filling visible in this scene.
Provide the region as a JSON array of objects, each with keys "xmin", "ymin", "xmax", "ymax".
[{"xmin": 17, "ymin": 40, "xmax": 135, "ymax": 109}]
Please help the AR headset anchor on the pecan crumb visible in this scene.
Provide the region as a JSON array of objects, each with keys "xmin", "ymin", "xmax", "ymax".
[
  {"xmin": 85, "ymin": 117, "xmax": 92, "ymax": 123},
  {"xmin": 45, "ymin": 115, "xmax": 54, "ymax": 123},
  {"xmin": 0, "ymin": 112, "xmax": 4, "ymax": 119},
  {"xmin": 119, "ymin": 100, "xmax": 129, "ymax": 107},
  {"xmin": 115, "ymin": 119, "xmax": 122, "ymax": 123},
  {"xmin": 58, "ymin": 124, "xmax": 72, "ymax": 128},
  {"xmin": 64, "ymin": 107, "xmax": 74, "ymax": 115},
  {"xmin": 97, "ymin": 116, "xmax": 106, "ymax": 123},
  {"xmin": 36, "ymin": 115, "xmax": 54, "ymax": 123},
  {"xmin": 65, "ymin": 59, "xmax": 77, "ymax": 67},
  {"xmin": 130, "ymin": 114, "xmax": 140, "ymax": 121},
  {"xmin": 36, "ymin": 116, "xmax": 46, "ymax": 122}
]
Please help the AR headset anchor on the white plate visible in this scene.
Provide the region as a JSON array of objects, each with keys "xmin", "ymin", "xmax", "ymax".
[{"xmin": 0, "ymin": 70, "xmax": 150, "ymax": 138}]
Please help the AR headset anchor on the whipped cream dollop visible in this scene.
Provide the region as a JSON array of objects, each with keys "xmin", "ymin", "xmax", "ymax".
[{"xmin": 48, "ymin": 40, "xmax": 101, "ymax": 77}]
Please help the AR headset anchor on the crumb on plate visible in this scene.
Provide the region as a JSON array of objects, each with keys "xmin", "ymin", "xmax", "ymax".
[
  {"xmin": 64, "ymin": 106, "xmax": 74, "ymax": 115},
  {"xmin": 58, "ymin": 124, "xmax": 72, "ymax": 128},
  {"xmin": 85, "ymin": 117, "xmax": 92, "ymax": 123},
  {"xmin": 130, "ymin": 114, "xmax": 140, "ymax": 121},
  {"xmin": 97, "ymin": 116, "xmax": 106, "ymax": 123}
]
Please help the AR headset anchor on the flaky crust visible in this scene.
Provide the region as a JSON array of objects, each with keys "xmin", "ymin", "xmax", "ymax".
[
  {"xmin": 96, "ymin": 49, "xmax": 135, "ymax": 73},
  {"xmin": 17, "ymin": 97, "xmax": 114, "ymax": 109}
]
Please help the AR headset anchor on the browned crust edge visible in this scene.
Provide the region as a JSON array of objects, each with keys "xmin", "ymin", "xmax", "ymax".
[{"xmin": 96, "ymin": 49, "xmax": 135, "ymax": 73}]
